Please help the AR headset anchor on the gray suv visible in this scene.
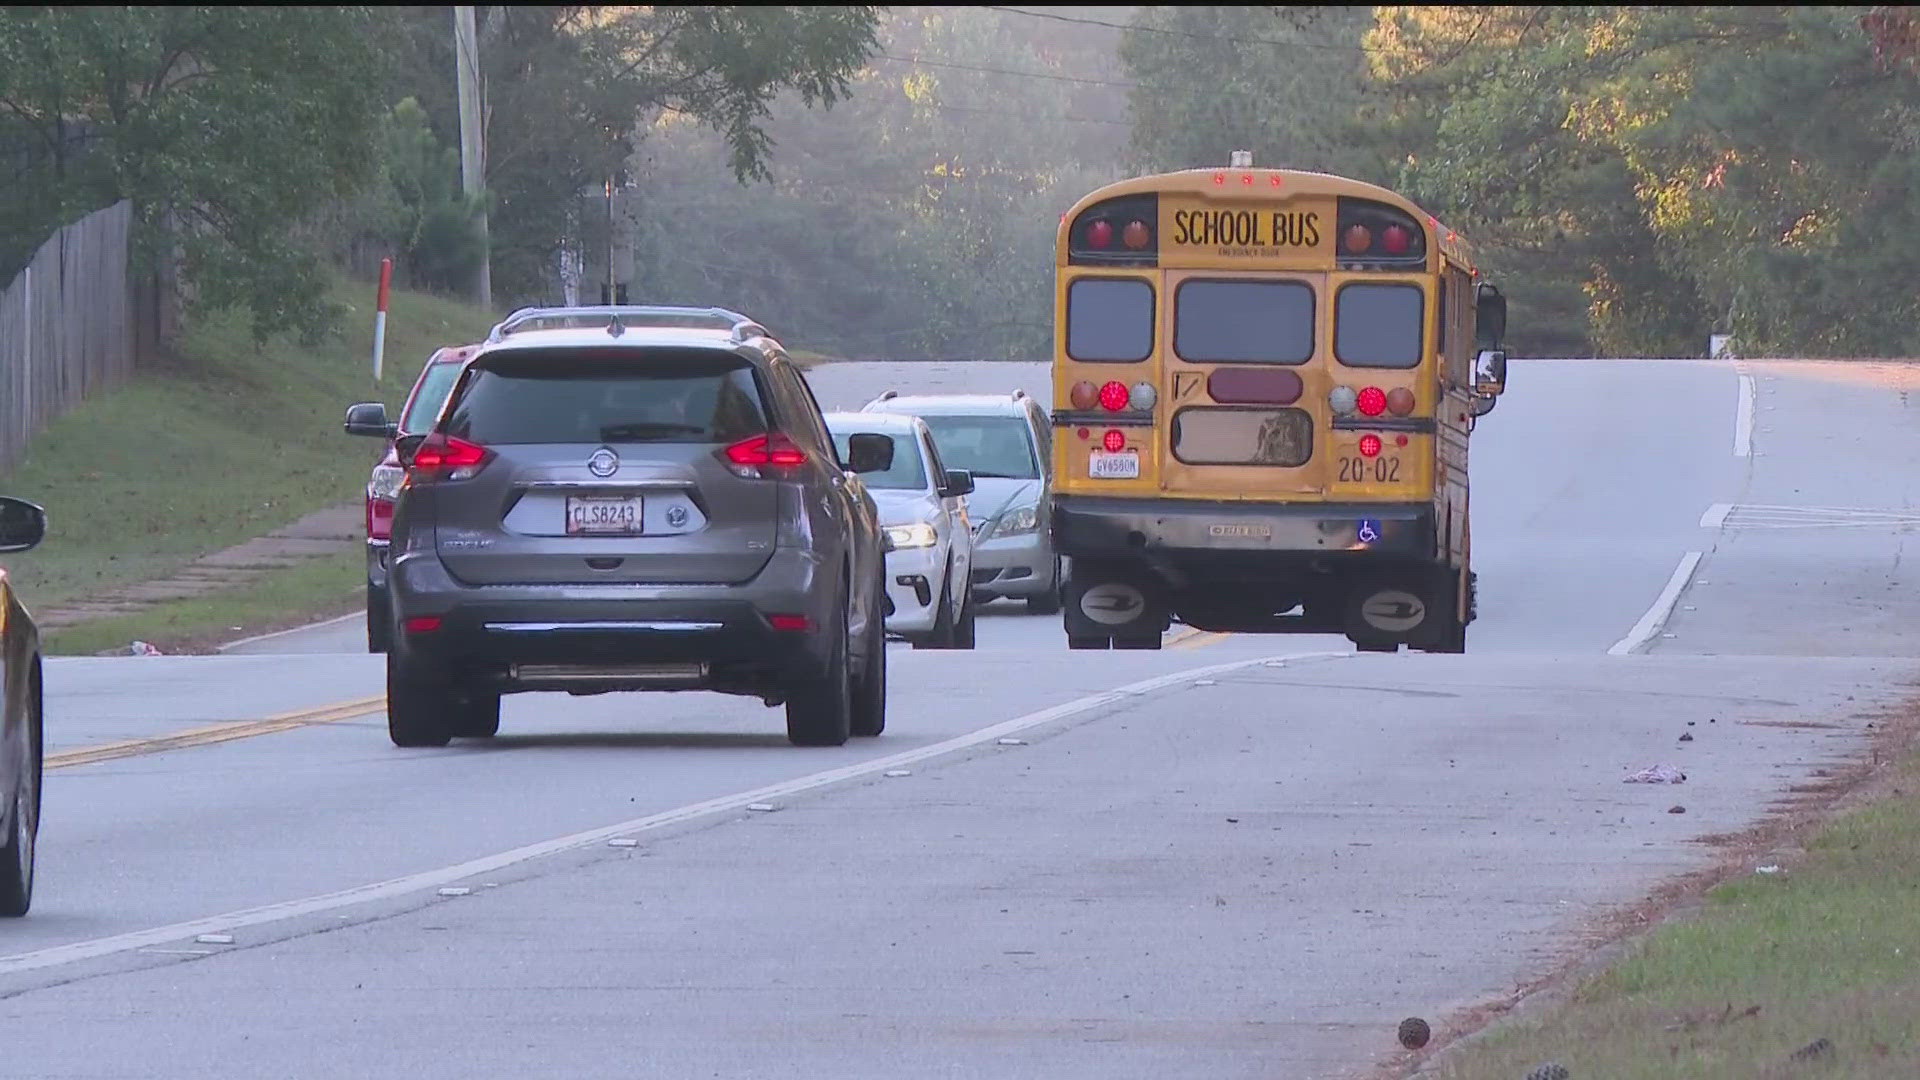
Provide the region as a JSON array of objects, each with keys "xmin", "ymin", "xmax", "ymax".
[{"xmin": 344, "ymin": 306, "xmax": 894, "ymax": 749}]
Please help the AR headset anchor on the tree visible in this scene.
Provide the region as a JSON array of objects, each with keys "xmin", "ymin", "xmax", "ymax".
[
  {"xmin": 0, "ymin": 6, "xmax": 399, "ymax": 342},
  {"xmin": 386, "ymin": 5, "xmax": 882, "ymax": 307}
]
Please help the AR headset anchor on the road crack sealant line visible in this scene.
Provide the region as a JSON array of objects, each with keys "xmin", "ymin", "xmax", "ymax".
[{"xmin": 0, "ymin": 650, "xmax": 1348, "ymax": 979}]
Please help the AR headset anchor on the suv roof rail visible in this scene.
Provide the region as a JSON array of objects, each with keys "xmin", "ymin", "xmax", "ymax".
[
  {"xmin": 485, "ymin": 305, "xmax": 769, "ymax": 345},
  {"xmin": 874, "ymin": 389, "xmax": 899, "ymax": 402}
]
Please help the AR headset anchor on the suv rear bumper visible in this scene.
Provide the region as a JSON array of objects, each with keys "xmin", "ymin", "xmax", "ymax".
[{"xmin": 387, "ymin": 548, "xmax": 841, "ymax": 692}]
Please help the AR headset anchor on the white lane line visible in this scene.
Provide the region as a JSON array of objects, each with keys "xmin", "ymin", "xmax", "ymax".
[
  {"xmin": 1608, "ymin": 552, "xmax": 1703, "ymax": 656},
  {"xmin": 1700, "ymin": 503, "xmax": 1733, "ymax": 529},
  {"xmin": 0, "ymin": 650, "xmax": 1346, "ymax": 978},
  {"xmin": 1734, "ymin": 373, "xmax": 1755, "ymax": 457}
]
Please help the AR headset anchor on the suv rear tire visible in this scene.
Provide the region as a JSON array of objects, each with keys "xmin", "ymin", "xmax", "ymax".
[
  {"xmin": 787, "ymin": 583, "xmax": 853, "ymax": 747},
  {"xmin": 387, "ymin": 654, "xmax": 454, "ymax": 748},
  {"xmin": 451, "ymin": 691, "xmax": 501, "ymax": 738},
  {"xmin": 851, "ymin": 575, "xmax": 888, "ymax": 737}
]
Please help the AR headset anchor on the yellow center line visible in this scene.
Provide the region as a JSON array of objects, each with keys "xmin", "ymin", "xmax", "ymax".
[
  {"xmin": 1165, "ymin": 625, "xmax": 1202, "ymax": 646},
  {"xmin": 47, "ymin": 695, "xmax": 387, "ymax": 770},
  {"xmin": 1170, "ymin": 630, "xmax": 1230, "ymax": 650}
]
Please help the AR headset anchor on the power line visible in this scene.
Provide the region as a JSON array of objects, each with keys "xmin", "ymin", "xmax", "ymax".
[
  {"xmin": 874, "ymin": 51, "xmax": 1140, "ymax": 91},
  {"xmin": 933, "ymin": 101, "xmax": 1136, "ymax": 128},
  {"xmin": 983, "ymin": 5, "xmax": 1372, "ymax": 55}
]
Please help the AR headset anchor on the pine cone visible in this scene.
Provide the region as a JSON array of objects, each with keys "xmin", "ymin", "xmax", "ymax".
[{"xmin": 1397, "ymin": 1017, "xmax": 1431, "ymax": 1049}]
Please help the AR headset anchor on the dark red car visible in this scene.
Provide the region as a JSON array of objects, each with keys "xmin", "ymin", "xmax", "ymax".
[{"xmin": 363, "ymin": 344, "xmax": 480, "ymax": 652}]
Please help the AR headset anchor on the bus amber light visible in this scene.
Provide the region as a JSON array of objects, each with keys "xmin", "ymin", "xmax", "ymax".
[
  {"xmin": 1098, "ymin": 381, "xmax": 1130, "ymax": 412},
  {"xmin": 1357, "ymin": 386, "xmax": 1388, "ymax": 417},
  {"xmin": 1358, "ymin": 434, "xmax": 1383, "ymax": 458},
  {"xmin": 1386, "ymin": 387, "xmax": 1415, "ymax": 416},
  {"xmin": 1343, "ymin": 225, "xmax": 1372, "ymax": 255},
  {"xmin": 1122, "ymin": 220, "xmax": 1151, "ymax": 249},
  {"xmin": 1069, "ymin": 380, "xmax": 1098, "ymax": 410},
  {"xmin": 1102, "ymin": 429, "xmax": 1126, "ymax": 453},
  {"xmin": 1087, "ymin": 220, "xmax": 1114, "ymax": 249}
]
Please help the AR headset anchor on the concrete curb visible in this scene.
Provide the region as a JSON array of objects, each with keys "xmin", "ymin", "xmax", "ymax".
[{"xmin": 215, "ymin": 610, "xmax": 365, "ymax": 653}]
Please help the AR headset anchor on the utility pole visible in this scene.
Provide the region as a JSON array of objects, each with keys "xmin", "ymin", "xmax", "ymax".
[{"xmin": 454, "ymin": 5, "xmax": 492, "ymax": 310}]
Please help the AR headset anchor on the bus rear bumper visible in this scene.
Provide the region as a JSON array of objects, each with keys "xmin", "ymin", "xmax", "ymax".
[{"xmin": 1052, "ymin": 495, "xmax": 1436, "ymax": 564}]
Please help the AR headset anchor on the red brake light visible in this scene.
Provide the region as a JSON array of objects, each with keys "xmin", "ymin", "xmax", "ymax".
[
  {"xmin": 409, "ymin": 436, "xmax": 490, "ymax": 480},
  {"xmin": 723, "ymin": 433, "xmax": 808, "ymax": 474},
  {"xmin": 1098, "ymin": 381, "xmax": 1130, "ymax": 412},
  {"xmin": 367, "ymin": 499, "xmax": 395, "ymax": 541},
  {"xmin": 1087, "ymin": 220, "xmax": 1113, "ymax": 249},
  {"xmin": 1102, "ymin": 429, "xmax": 1126, "ymax": 453},
  {"xmin": 1358, "ymin": 435, "xmax": 1383, "ymax": 459},
  {"xmin": 1382, "ymin": 225, "xmax": 1412, "ymax": 255},
  {"xmin": 1356, "ymin": 387, "xmax": 1388, "ymax": 417}
]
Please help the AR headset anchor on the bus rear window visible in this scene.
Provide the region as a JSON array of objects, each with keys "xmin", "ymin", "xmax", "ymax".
[
  {"xmin": 1174, "ymin": 280, "xmax": 1314, "ymax": 364},
  {"xmin": 1171, "ymin": 406, "xmax": 1312, "ymax": 467},
  {"xmin": 1066, "ymin": 277, "xmax": 1154, "ymax": 362},
  {"xmin": 1335, "ymin": 283, "xmax": 1425, "ymax": 368}
]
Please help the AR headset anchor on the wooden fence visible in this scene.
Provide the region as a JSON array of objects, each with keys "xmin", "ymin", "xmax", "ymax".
[{"xmin": 0, "ymin": 201, "xmax": 141, "ymax": 473}]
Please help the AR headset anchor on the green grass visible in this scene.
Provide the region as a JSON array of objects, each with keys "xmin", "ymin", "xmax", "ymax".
[
  {"xmin": 39, "ymin": 546, "xmax": 366, "ymax": 657},
  {"xmin": 0, "ymin": 275, "xmax": 499, "ymax": 612},
  {"xmin": 1429, "ymin": 754, "xmax": 1920, "ymax": 1079}
]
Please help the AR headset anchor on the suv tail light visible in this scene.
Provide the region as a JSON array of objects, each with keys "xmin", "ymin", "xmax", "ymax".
[
  {"xmin": 409, "ymin": 435, "xmax": 491, "ymax": 482},
  {"xmin": 722, "ymin": 433, "xmax": 808, "ymax": 478},
  {"xmin": 367, "ymin": 464, "xmax": 406, "ymax": 540}
]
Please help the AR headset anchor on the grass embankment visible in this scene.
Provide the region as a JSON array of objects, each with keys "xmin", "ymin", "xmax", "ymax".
[
  {"xmin": 2, "ymin": 277, "xmax": 500, "ymax": 652},
  {"xmin": 1428, "ymin": 740, "xmax": 1920, "ymax": 1079}
]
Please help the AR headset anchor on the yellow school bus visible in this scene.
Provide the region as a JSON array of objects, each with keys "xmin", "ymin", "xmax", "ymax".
[{"xmin": 1048, "ymin": 153, "xmax": 1509, "ymax": 653}]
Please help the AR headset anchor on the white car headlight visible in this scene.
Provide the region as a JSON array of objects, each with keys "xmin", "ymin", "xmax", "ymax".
[
  {"xmin": 884, "ymin": 522, "xmax": 939, "ymax": 549},
  {"xmin": 370, "ymin": 464, "xmax": 406, "ymax": 501},
  {"xmin": 990, "ymin": 503, "xmax": 1040, "ymax": 539}
]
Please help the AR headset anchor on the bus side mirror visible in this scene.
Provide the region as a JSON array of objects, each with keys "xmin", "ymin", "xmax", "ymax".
[
  {"xmin": 1467, "ymin": 394, "xmax": 1498, "ymax": 419},
  {"xmin": 1473, "ymin": 349, "xmax": 1508, "ymax": 398},
  {"xmin": 1475, "ymin": 282, "xmax": 1507, "ymax": 344}
]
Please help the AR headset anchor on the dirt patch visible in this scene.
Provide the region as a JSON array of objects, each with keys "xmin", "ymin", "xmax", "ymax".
[{"xmin": 1367, "ymin": 685, "xmax": 1920, "ymax": 1080}]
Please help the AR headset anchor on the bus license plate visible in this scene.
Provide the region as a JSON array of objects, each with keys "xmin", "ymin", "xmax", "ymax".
[
  {"xmin": 566, "ymin": 495, "xmax": 644, "ymax": 535},
  {"xmin": 1088, "ymin": 450, "xmax": 1140, "ymax": 479}
]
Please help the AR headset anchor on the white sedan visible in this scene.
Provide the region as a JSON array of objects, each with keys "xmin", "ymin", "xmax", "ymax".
[{"xmin": 826, "ymin": 412, "xmax": 977, "ymax": 649}]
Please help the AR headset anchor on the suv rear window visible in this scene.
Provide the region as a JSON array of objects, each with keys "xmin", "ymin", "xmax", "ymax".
[{"xmin": 442, "ymin": 348, "xmax": 769, "ymax": 445}]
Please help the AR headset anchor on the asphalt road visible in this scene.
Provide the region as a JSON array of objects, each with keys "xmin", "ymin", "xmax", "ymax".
[{"xmin": 13, "ymin": 358, "xmax": 1920, "ymax": 1079}]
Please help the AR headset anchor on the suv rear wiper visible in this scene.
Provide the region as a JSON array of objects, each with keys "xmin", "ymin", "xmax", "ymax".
[{"xmin": 597, "ymin": 421, "xmax": 709, "ymax": 441}]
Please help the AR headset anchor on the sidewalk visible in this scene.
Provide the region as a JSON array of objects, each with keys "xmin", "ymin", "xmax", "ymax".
[{"xmin": 35, "ymin": 502, "xmax": 364, "ymax": 632}]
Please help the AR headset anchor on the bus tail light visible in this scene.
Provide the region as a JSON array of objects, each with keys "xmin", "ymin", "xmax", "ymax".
[
  {"xmin": 1358, "ymin": 435, "xmax": 1383, "ymax": 458},
  {"xmin": 1382, "ymin": 225, "xmax": 1412, "ymax": 255},
  {"xmin": 1102, "ymin": 429, "xmax": 1126, "ymax": 452},
  {"xmin": 1098, "ymin": 381, "xmax": 1130, "ymax": 412},
  {"xmin": 1356, "ymin": 386, "xmax": 1388, "ymax": 417},
  {"xmin": 1129, "ymin": 382, "xmax": 1157, "ymax": 410},
  {"xmin": 1087, "ymin": 220, "xmax": 1114, "ymax": 249},
  {"xmin": 1386, "ymin": 388, "xmax": 1415, "ymax": 416},
  {"xmin": 1069, "ymin": 380, "xmax": 1098, "ymax": 410},
  {"xmin": 1329, "ymin": 385, "xmax": 1358, "ymax": 417}
]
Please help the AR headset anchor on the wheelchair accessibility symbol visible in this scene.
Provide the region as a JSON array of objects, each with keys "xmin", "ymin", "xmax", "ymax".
[{"xmin": 1357, "ymin": 518, "xmax": 1382, "ymax": 544}]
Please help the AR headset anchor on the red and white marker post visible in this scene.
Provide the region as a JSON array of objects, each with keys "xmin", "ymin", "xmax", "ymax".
[{"xmin": 371, "ymin": 257, "xmax": 393, "ymax": 385}]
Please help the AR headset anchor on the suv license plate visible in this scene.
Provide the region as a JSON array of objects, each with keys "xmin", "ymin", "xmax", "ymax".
[
  {"xmin": 1088, "ymin": 450, "xmax": 1140, "ymax": 480},
  {"xmin": 566, "ymin": 495, "xmax": 644, "ymax": 535}
]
